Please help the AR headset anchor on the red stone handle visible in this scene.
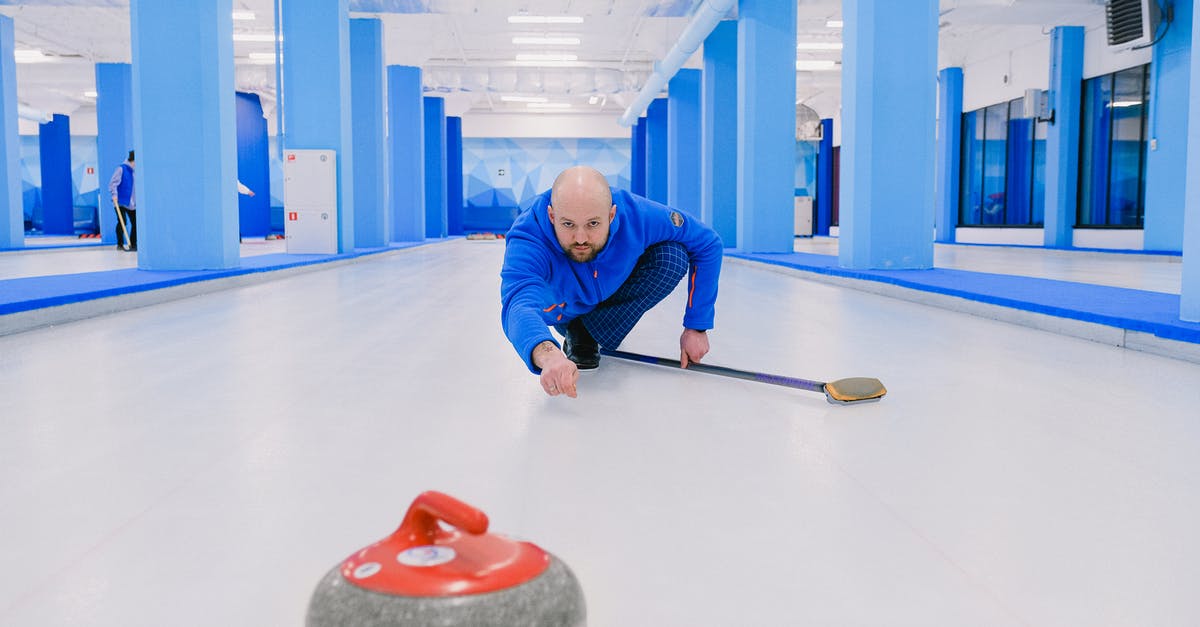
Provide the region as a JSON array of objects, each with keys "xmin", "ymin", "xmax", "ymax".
[{"xmin": 392, "ymin": 491, "xmax": 490, "ymax": 545}]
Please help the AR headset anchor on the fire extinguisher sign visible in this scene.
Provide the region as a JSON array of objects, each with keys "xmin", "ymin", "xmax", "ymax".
[{"xmin": 288, "ymin": 212, "xmax": 298, "ymax": 221}]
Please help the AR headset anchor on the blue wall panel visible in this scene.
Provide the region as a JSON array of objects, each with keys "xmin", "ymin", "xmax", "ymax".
[
  {"xmin": 350, "ymin": 17, "xmax": 386, "ymax": 247},
  {"xmin": 1144, "ymin": 0, "xmax": 1192, "ymax": 251},
  {"xmin": 702, "ymin": 19, "xmax": 738, "ymax": 246},
  {"xmin": 668, "ymin": 68, "xmax": 701, "ymax": 215},
  {"xmin": 0, "ymin": 15, "xmax": 19, "ymax": 247},
  {"xmin": 446, "ymin": 116, "xmax": 463, "ymax": 236},
  {"xmin": 935, "ymin": 67, "xmax": 962, "ymax": 242},
  {"xmin": 645, "ymin": 98, "xmax": 668, "ymax": 204},
  {"xmin": 95, "ymin": 63, "xmax": 133, "ymax": 245},
  {"xmin": 423, "ymin": 96, "xmax": 446, "ymax": 238},
  {"xmin": 737, "ymin": 0, "xmax": 797, "ymax": 253},
  {"xmin": 387, "ymin": 65, "xmax": 424, "ymax": 242},
  {"xmin": 282, "ymin": 0, "xmax": 354, "ymax": 252},
  {"xmin": 235, "ymin": 92, "xmax": 270, "ymax": 237},
  {"xmin": 38, "ymin": 114, "xmax": 73, "ymax": 235},
  {"xmin": 1043, "ymin": 26, "xmax": 1084, "ymax": 248},
  {"xmin": 631, "ymin": 117, "xmax": 646, "ymax": 197}
]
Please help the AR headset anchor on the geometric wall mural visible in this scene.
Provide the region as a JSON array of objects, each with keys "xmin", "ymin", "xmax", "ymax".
[
  {"xmin": 461, "ymin": 137, "xmax": 631, "ymax": 232},
  {"xmin": 20, "ymin": 135, "xmax": 100, "ymax": 233}
]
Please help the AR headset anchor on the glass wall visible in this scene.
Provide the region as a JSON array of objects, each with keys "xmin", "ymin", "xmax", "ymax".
[
  {"xmin": 1078, "ymin": 64, "xmax": 1150, "ymax": 227},
  {"xmin": 959, "ymin": 96, "xmax": 1047, "ymax": 226}
]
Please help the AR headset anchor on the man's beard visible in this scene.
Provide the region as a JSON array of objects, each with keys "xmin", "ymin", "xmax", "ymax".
[{"xmin": 564, "ymin": 243, "xmax": 599, "ymax": 263}]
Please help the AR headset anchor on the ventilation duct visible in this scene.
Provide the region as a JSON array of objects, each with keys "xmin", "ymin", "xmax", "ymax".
[
  {"xmin": 617, "ymin": 0, "xmax": 736, "ymax": 127},
  {"xmin": 17, "ymin": 104, "xmax": 52, "ymax": 124},
  {"xmin": 1105, "ymin": 0, "xmax": 1161, "ymax": 48}
]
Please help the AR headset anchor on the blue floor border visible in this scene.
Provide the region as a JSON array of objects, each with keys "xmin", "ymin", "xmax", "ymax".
[
  {"xmin": 729, "ymin": 251, "xmax": 1200, "ymax": 345},
  {"xmin": 0, "ymin": 240, "xmax": 439, "ymax": 316}
]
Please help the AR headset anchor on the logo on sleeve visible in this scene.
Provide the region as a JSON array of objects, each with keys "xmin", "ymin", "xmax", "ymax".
[{"xmin": 669, "ymin": 211, "xmax": 684, "ymax": 227}]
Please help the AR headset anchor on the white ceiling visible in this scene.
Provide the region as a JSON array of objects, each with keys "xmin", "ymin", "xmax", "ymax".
[{"xmin": 0, "ymin": 0, "xmax": 1107, "ymax": 129}]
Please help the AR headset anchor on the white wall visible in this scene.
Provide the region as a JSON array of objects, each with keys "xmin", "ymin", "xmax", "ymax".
[
  {"xmin": 959, "ymin": 25, "xmax": 1151, "ymax": 113},
  {"xmin": 461, "ymin": 112, "xmax": 629, "ymax": 138}
]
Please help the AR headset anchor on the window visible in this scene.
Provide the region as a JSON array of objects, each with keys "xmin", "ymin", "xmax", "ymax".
[
  {"xmin": 1078, "ymin": 64, "xmax": 1150, "ymax": 227},
  {"xmin": 959, "ymin": 96, "xmax": 1047, "ymax": 226}
]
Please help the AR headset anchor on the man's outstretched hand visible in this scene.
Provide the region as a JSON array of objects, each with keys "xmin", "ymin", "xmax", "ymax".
[
  {"xmin": 532, "ymin": 340, "xmax": 579, "ymax": 398},
  {"xmin": 680, "ymin": 328, "xmax": 709, "ymax": 368}
]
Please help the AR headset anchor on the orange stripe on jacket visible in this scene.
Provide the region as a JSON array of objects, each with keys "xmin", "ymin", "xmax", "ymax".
[{"xmin": 688, "ymin": 266, "xmax": 696, "ymax": 308}]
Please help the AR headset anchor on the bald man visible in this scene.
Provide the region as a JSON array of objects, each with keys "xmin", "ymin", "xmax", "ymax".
[{"xmin": 500, "ymin": 166, "xmax": 724, "ymax": 398}]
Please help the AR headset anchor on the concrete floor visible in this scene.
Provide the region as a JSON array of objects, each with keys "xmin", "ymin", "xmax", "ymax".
[{"xmin": 1, "ymin": 239, "xmax": 1199, "ymax": 625}]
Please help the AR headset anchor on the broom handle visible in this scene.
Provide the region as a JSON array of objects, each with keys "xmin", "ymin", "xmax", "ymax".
[{"xmin": 599, "ymin": 348, "xmax": 827, "ymax": 393}]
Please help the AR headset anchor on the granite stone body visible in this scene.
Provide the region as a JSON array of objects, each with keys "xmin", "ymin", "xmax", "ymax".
[{"xmin": 306, "ymin": 554, "xmax": 585, "ymax": 626}]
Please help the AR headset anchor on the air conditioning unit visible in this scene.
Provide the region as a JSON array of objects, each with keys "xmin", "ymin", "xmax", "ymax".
[{"xmin": 1105, "ymin": 0, "xmax": 1161, "ymax": 49}]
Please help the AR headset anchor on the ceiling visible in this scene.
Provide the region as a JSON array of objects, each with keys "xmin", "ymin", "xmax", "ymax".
[{"xmin": 0, "ymin": 0, "xmax": 1107, "ymax": 130}]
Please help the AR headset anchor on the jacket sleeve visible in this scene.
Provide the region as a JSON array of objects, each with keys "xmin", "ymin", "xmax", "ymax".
[
  {"xmin": 107, "ymin": 166, "xmax": 123, "ymax": 201},
  {"xmin": 632, "ymin": 194, "xmax": 723, "ymax": 331},
  {"xmin": 500, "ymin": 234, "xmax": 559, "ymax": 374}
]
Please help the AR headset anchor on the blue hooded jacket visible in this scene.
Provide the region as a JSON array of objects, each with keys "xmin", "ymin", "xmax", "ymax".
[{"xmin": 501, "ymin": 187, "xmax": 723, "ymax": 373}]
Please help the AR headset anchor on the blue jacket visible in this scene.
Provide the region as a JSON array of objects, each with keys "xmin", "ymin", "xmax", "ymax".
[{"xmin": 501, "ymin": 188, "xmax": 723, "ymax": 373}]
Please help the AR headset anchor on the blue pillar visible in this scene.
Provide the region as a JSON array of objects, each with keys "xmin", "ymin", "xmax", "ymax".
[
  {"xmin": 95, "ymin": 63, "xmax": 133, "ymax": 247},
  {"xmin": 631, "ymin": 117, "xmax": 646, "ymax": 196},
  {"xmin": 0, "ymin": 15, "xmax": 18, "ymax": 248},
  {"xmin": 668, "ymin": 68, "xmax": 701, "ymax": 215},
  {"xmin": 1182, "ymin": 0, "xmax": 1200, "ymax": 321},
  {"xmin": 282, "ymin": 0, "xmax": 354, "ymax": 252},
  {"xmin": 1044, "ymin": 26, "xmax": 1084, "ymax": 248},
  {"xmin": 446, "ymin": 115, "xmax": 464, "ymax": 236},
  {"xmin": 737, "ymin": 0, "xmax": 796, "ymax": 253},
  {"xmin": 131, "ymin": 0, "xmax": 238, "ymax": 269},
  {"xmin": 645, "ymin": 98, "xmax": 668, "ymax": 204},
  {"xmin": 935, "ymin": 67, "xmax": 963, "ymax": 244},
  {"xmin": 839, "ymin": 0, "xmax": 936, "ymax": 268},
  {"xmin": 423, "ymin": 96, "xmax": 446, "ymax": 238},
  {"xmin": 387, "ymin": 65, "xmax": 424, "ymax": 242},
  {"xmin": 350, "ymin": 18, "xmax": 385, "ymax": 248},
  {"xmin": 815, "ymin": 118, "xmax": 834, "ymax": 236},
  {"xmin": 702, "ymin": 20, "xmax": 737, "ymax": 245},
  {"xmin": 1145, "ymin": 0, "xmax": 1193, "ymax": 252},
  {"xmin": 38, "ymin": 114, "xmax": 73, "ymax": 235}
]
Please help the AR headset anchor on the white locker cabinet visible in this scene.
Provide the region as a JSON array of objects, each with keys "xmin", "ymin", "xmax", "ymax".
[
  {"xmin": 794, "ymin": 196, "xmax": 813, "ymax": 237},
  {"xmin": 284, "ymin": 149, "xmax": 338, "ymax": 254}
]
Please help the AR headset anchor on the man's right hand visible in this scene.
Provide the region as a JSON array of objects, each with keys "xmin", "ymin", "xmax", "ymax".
[{"xmin": 532, "ymin": 340, "xmax": 579, "ymax": 398}]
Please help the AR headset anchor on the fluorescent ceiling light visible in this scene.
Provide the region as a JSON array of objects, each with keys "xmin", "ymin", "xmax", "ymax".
[
  {"xmin": 588, "ymin": 95, "xmax": 599, "ymax": 105},
  {"xmin": 508, "ymin": 15, "xmax": 584, "ymax": 24},
  {"xmin": 826, "ymin": 20, "xmax": 844, "ymax": 28},
  {"xmin": 84, "ymin": 90, "xmax": 98, "ymax": 98},
  {"xmin": 1111, "ymin": 100, "xmax": 1143, "ymax": 108},
  {"xmin": 512, "ymin": 36, "xmax": 581, "ymax": 45},
  {"xmin": 501, "ymin": 95, "xmax": 548, "ymax": 103},
  {"xmin": 233, "ymin": 33, "xmax": 279, "ymax": 42},
  {"xmin": 232, "ymin": 11, "xmax": 256, "ymax": 20},
  {"xmin": 515, "ymin": 53, "xmax": 577, "ymax": 62},
  {"xmin": 527, "ymin": 102, "xmax": 572, "ymax": 109},
  {"xmin": 796, "ymin": 42, "xmax": 842, "ymax": 50},
  {"xmin": 14, "ymin": 49, "xmax": 48, "ymax": 63},
  {"xmin": 248, "ymin": 52, "xmax": 276, "ymax": 61},
  {"xmin": 796, "ymin": 60, "xmax": 838, "ymax": 71}
]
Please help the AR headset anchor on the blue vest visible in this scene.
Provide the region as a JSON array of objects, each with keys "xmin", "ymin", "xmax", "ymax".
[{"xmin": 116, "ymin": 163, "xmax": 134, "ymax": 208}]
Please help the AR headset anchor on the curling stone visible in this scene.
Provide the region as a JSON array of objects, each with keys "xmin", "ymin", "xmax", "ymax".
[{"xmin": 306, "ymin": 490, "xmax": 586, "ymax": 626}]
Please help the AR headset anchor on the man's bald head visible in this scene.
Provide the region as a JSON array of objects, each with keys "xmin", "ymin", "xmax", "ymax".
[
  {"xmin": 547, "ymin": 166, "xmax": 617, "ymax": 263},
  {"xmin": 551, "ymin": 166, "xmax": 612, "ymax": 211}
]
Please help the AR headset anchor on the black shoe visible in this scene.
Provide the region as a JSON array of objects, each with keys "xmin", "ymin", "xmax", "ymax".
[{"xmin": 563, "ymin": 319, "xmax": 600, "ymax": 370}]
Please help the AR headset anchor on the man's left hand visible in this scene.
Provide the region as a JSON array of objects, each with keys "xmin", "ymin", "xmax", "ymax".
[{"xmin": 680, "ymin": 328, "xmax": 709, "ymax": 368}]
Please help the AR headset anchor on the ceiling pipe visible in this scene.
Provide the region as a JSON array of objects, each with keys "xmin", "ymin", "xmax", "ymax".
[
  {"xmin": 18, "ymin": 104, "xmax": 52, "ymax": 124},
  {"xmin": 617, "ymin": 0, "xmax": 736, "ymax": 127}
]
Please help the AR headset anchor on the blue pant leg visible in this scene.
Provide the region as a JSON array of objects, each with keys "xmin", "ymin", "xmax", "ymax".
[{"xmin": 579, "ymin": 242, "xmax": 689, "ymax": 348}]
